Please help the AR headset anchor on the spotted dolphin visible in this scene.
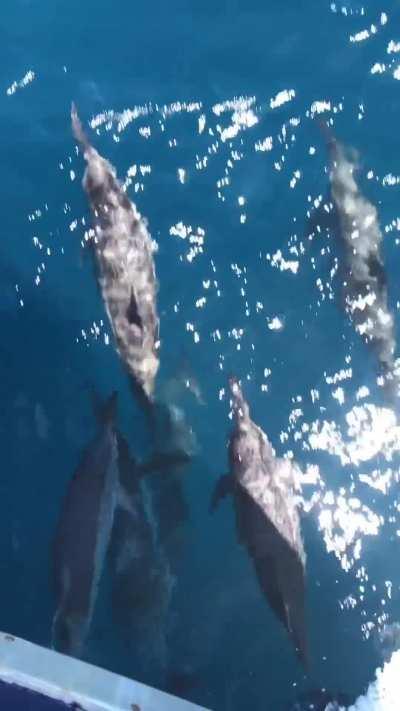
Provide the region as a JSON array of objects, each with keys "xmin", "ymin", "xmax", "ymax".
[
  {"xmin": 52, "ymin": 392, "xmax": 119, "ymax": 657},
  {"xmin": 319, "ymin": 122, "xmax": 398, "ymax": 396},
  {"xmin": 211, "ymin": 378, "xmax": 308, "ymax": 666},
  {"xmin": 109, "ymin": 433, "xmax": 181, "ymax": 675},
  {"xmin": 71, "ymin": 105, "xmax": 160, "ymax": 403},
  {"xmin": 71, "ymin": 107, "xmax": 194, "ymax": 594}
]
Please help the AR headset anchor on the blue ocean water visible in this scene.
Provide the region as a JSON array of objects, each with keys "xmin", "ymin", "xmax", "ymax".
[{"xmin": 2, "ymin": 0, "xmax": 400, "ymax": 709}]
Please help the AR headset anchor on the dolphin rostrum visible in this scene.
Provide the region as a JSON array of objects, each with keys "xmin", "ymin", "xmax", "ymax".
[
  {"xmin": 52, "ymin": 392, "xmax": 119, "ymax": 657},
  {"xmin": 71, "ymin": 104, "xmax": 160, "ymax": 402},
  {"xmin": 320, "ymin": 122, "xmax": 398, "ymax": 396},
  {"xmin": 211, "ymin": 378, "xmax": 308, "ymax": 666}
]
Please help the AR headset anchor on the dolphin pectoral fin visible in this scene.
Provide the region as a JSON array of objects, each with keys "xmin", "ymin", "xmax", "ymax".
[
  {"xmin": 210, "ymin": 474, "xmax": 233, "ymax": 513},
  {"xmin": 138, "ymin": 450, "xmax": 191, "ymax": 476},
  {"xmin": 280, "ymin": 585, "xmax": 309, "ymax": 669}
]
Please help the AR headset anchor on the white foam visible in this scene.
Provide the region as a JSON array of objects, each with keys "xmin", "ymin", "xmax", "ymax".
[
  {"xmin": 270, "ymin": 89, "xmax": 295, "ymax": 109},
  {"xmin": 267, "ymin": 316, "xmax": 284, "ymax": 331},
  {"xmin": 255, "ymin": 136, "xmax": 273, "ymax": 152},
  {"xmin": 371, "ymin": 63, "xmax": 386, "ymax": 74},
  {"xmin": 348, "ymin": 650, "xmax": 400, "ymax": 709},
  {"xmin": 387, "ymin": 40, "xmax": 400, "ymax": 53},
  {"xmin": 6, "ymin": 69, "xmax": 35, "ymax": 96}
]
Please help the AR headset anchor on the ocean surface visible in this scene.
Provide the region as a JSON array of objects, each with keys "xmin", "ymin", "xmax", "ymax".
[{"xmin": 1, "ymin": 1, "xmax": 400, "ymax": 709}]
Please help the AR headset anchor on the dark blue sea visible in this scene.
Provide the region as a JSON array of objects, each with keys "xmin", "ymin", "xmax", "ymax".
[{"xmin": 2, "ymin": 1, "xmax": 400, "ymax": 709}]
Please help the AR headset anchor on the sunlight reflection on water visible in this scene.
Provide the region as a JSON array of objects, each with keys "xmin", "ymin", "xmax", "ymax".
[{"xmin": 8, "ymin": 6, "xmax": 400, "ymax": 697}]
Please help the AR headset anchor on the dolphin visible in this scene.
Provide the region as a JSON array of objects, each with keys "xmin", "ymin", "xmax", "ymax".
[
  {"xmin": 71, "ymin": 104, "xmax": 160, "ymax": 403},
  {"xmin": 211, "ymin": 378, "xmax": 308, "ymax": 666},
  {"xmin": 52, "ymin": 392, "xmax": 119, "ymax": 657},
  {"xmin": 109, "ymin": 433, "xmax": 186, "ymax": 674},
  {"xmin": 71, "ymin": 107, "xmax": 193, "ymax": 539},
  {"xmin": 318, "ymin": 122, "xmax": 398, "ymax": 396}
]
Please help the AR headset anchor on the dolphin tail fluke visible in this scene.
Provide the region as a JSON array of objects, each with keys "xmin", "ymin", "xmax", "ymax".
[
  {"xmin": 210, "ymin": 473, "xmax": 233, "ymax": 513},
  {"xmin": 285, "ymin": 601, "xmax": 310, "ymax": 672},
  {"xmin": 71, "ymin": 103, "xmax": 91, "ymax": 153}
]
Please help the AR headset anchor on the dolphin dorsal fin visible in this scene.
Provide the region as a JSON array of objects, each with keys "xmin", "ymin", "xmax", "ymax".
[{"xmin": 126, "ymin": 288, "xmax": 143, "ymax": 330}]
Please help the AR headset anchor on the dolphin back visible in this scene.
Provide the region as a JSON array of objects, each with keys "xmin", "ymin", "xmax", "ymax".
[{"xmin": 52, "ymin": 397, "xmax": 119, "ymax": 656}]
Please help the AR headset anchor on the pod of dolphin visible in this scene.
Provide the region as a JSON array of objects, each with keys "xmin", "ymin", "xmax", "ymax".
[{"xmin": 51, "ymin": 106, "xmax": 398, "ymax": 691}]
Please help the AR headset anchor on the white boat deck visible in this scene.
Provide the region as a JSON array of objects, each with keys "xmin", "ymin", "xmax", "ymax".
[{"xmin": 0, "ymin": 631, "xmax": 209, "ymax": 711}]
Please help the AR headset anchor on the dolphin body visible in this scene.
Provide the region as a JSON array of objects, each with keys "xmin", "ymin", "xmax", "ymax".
[
  {"xmin": 211, "ymin": 378, "xmax": 308, "ymax": 666},
  {"xmin": 71, "ymin": 107, "xmax": 193, "ymax": 551},
  {"xmin": 109, "ymin": 434, "xmax": 183, "ymax": 675},
  {"xmin": 52, "ymin": 392, "xmax": 119, "ymax": 657},
  {"xmin": 320, "ymin": 124, "xmax": 398, "ymax": 396},
  {"xmin": 71, "ymin": 105, "xmax": 160, "ymax": 403}
]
